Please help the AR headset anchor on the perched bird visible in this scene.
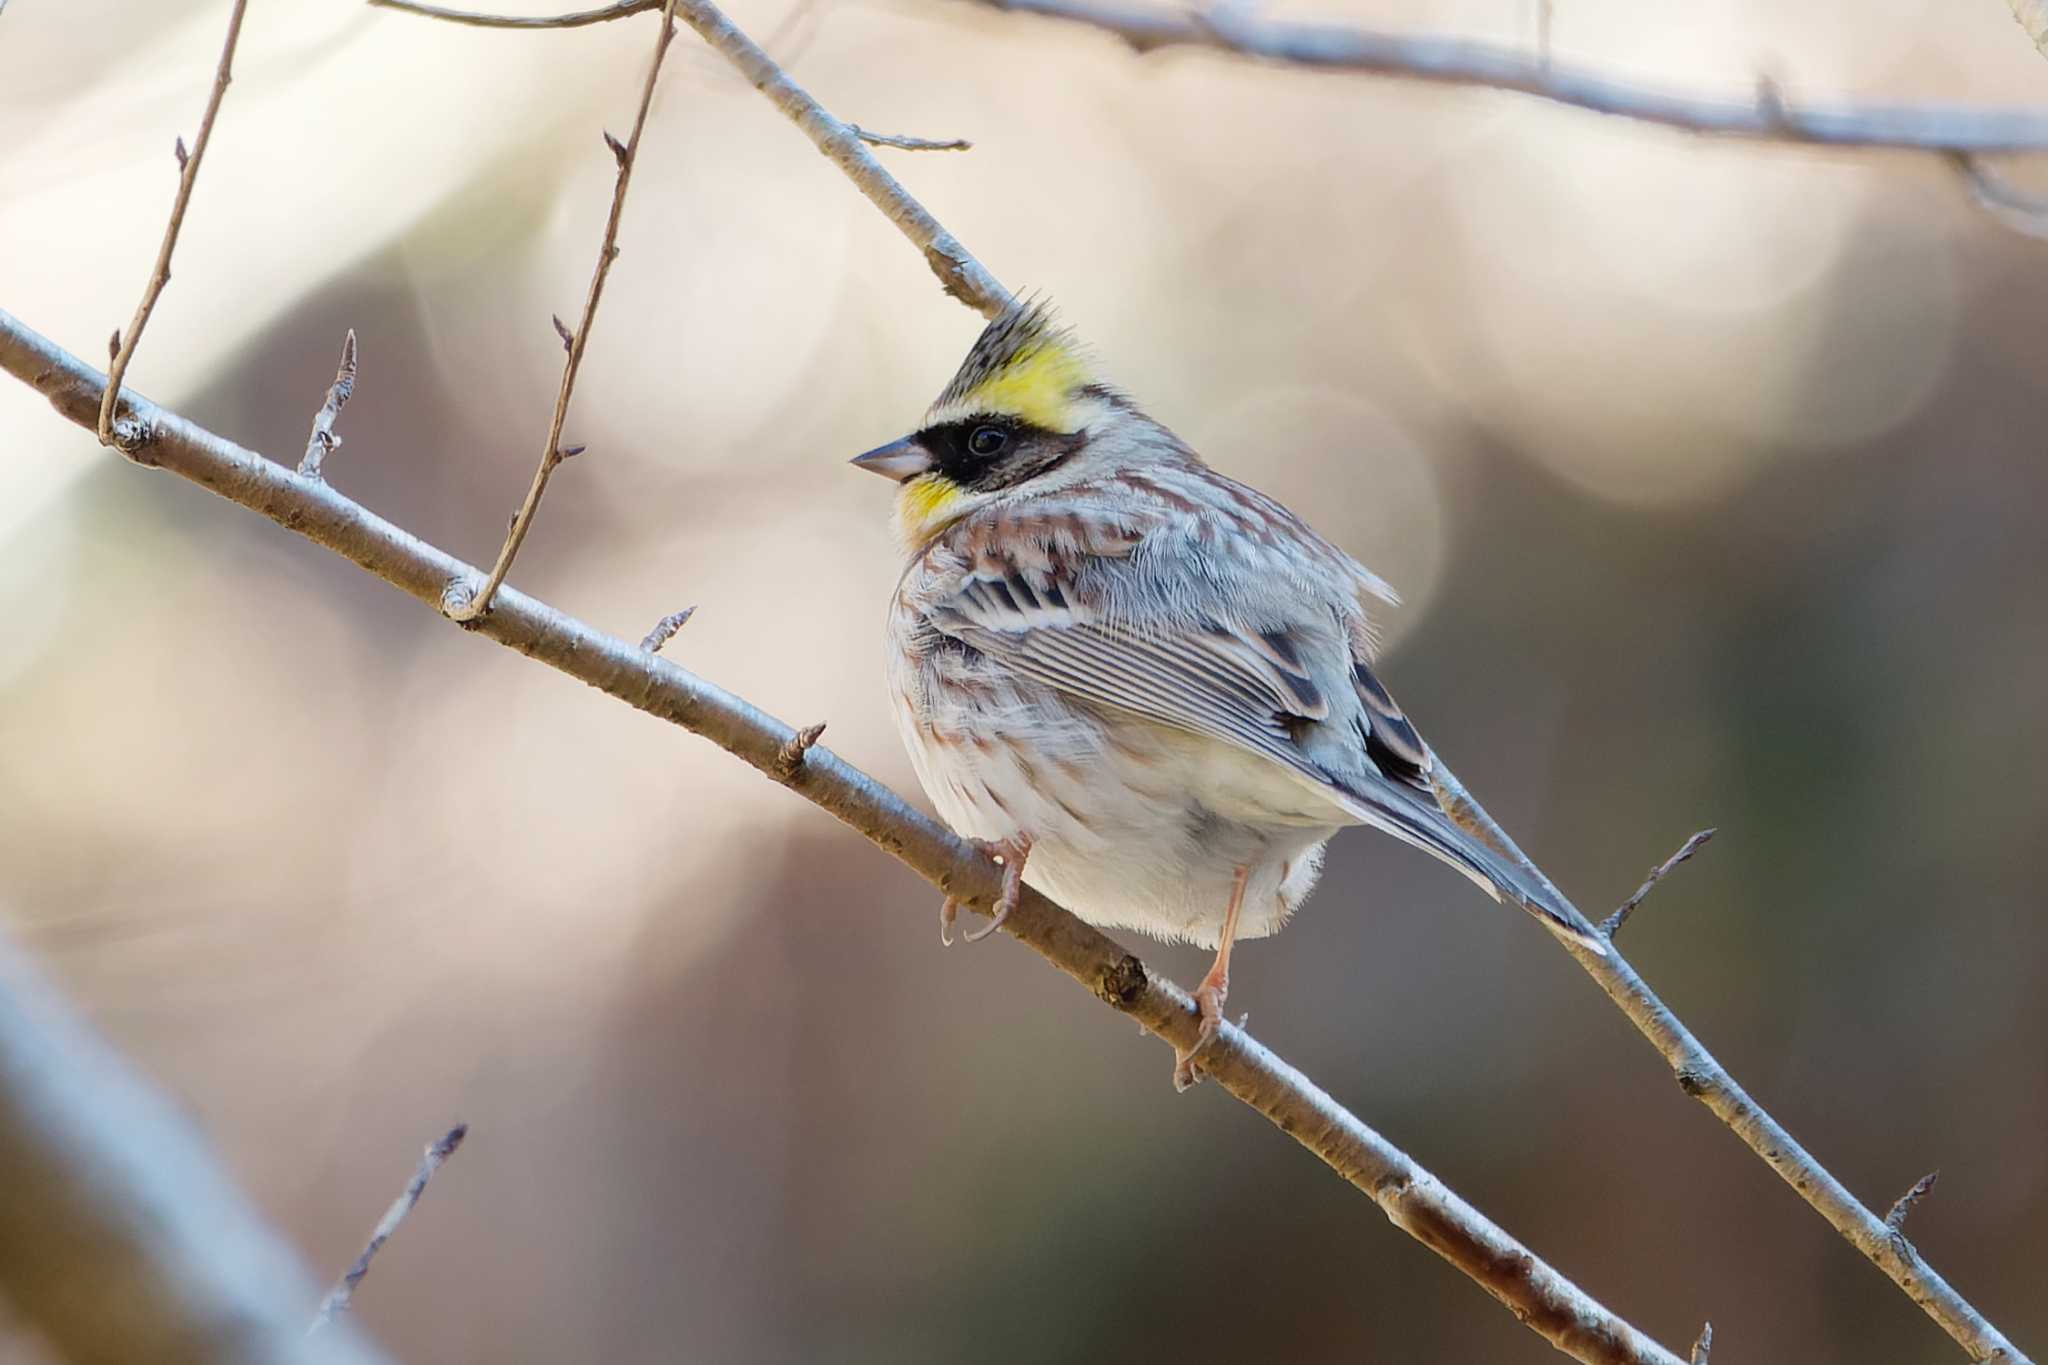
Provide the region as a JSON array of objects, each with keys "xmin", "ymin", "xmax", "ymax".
[{"xmin": 854, "ymin": 301, "xmax": 1605, "ymax": 1089}]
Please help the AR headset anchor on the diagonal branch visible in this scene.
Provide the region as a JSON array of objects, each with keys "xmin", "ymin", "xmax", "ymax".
[
  {"xmin": 977, "ymin": 0, "xmax": 2048, "ymax": 156},
  {"xmin": 97, "ymin": 0, "xmax": 251, "ymax": 450},
  {"xmin": 370, "ymin": 0, "xmax": 2048, "ymax": 155},
  {"xmin": 2014, "ymin": 0, "xmax": 2048, "ymax": 59},
  {"xmin": 446, "ymin": 0, "xmax": 682, "ymax": 622},
  {"xmin": 1423, "ymin": 763, "xmax": 2032, "ymax": 1365},
  {"xmin": 1, "ymin": 306, "xmax": 1688, "ymax": 1365}
]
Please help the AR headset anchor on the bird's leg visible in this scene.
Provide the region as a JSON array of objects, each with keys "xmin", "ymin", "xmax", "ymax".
[
  {"xmin": 1173, "ymin": 864, "xmax": 1250, "ymax": 1092},
  {"xmin": 939, "ymin": 837, "xmax": 1031, "ymax": 947}
]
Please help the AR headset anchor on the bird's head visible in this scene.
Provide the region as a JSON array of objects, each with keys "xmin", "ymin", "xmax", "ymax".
[{"xmin": 851, "ymin": 299, "xmax": 1137, "ymax": 547}]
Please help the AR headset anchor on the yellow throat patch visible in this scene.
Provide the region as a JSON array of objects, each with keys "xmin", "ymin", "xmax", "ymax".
[{"xmin": 894, "ymin": 472, "xmax": 966, "ymax": 546}]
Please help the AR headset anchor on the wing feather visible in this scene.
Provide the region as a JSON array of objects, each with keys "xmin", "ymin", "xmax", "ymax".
[{"xmin": 916, "ymin": 497, "xmax": 1609, "ymax": 954}]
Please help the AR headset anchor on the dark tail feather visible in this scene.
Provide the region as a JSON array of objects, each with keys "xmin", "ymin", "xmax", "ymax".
[
  {"xmin": 1424, "ymin": 760, "xmax": 1608, "ymax": 956},
  {"xmin": 1334, "ymin": 759, "xmax": 1609, "ymax": 957}
]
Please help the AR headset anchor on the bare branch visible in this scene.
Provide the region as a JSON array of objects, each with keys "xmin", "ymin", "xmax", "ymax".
[
  {"xmin": 1951, "ymin": 153, "xmax": 2048, "ymax": 238},
  {"xmin": 311, "ymin": 1124, "xmax": 469, "ymax": 1331},
  {"xmin": 2014, "ymin": 0, "xmax": 2048, "ymax": 59},
  {"xmin": 371, "ymin": 0, "xmax": 1013, "ymax": 314},
  {"xmin": 1, "ymin": 308, "xmax": 1694, "ymax": 1365},
  {"xmin": 367, "ymin": 0, "xmax": 653, "ymax": 26},
  {"xmin": 851, "ymin": 125, "xmax": 973, "ymax": 152},
  {"xmin": 1420, "ymin": 763, "xmax": 2032, "ymax": 1365},
  {"xmin": 773, "ymin": 721, "xmax": 828, "ymax": 778},
  {"xmin": 1885, "ymin": 1170, "xmax": 1940, "ymax": 1234},
  {"xmin": 976, "ymin": 0, "xmax": 2048, "ymax": 155},
  {"xmin": 370, "ymin": 0, "xmax": 2048, "ymax": 158},
  {"xmin": 97, "ymin": 0, "xmax": 251, "ymax": 452},
  {"xmin": 49, "ymin": 4, "xmax": 2048, "ymax": 1360},
  {"xmin": 1689, "ymin": 1322, "xmax": 1712, "ymax": 1365},
  {"xmin": 0, "ymin": 930, "xmax": 390, "ymax": 1365},
  {"xmin": 639, "ymin": 605, "xmax": 697, "ymax": 653},
  {"xmin": 444, "ymin": 0, "xmax": 682, "ymax": 623},
  {"xmin": 1600, "ymin": 828, "xmax": 1716, "ymax": 937},
  {"xmin": 299, "ymin": 330, "xmax": 360, "ymax": 480}
]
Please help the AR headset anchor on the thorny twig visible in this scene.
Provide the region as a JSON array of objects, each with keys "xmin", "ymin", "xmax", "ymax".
[
  {"xmin": 299, "ymin": 330, "xmax": 360, "ymax": 480},
  {"xmin": 97, "ymin": 0, "xmax": 251, "ymax": 451},
  {"xmin": 444, "ymin": 0, "xmax": 683, "ymax": 622},
  {"xmin": 773, "ymin": 722, "xmax": 827, "ymax": 778},
  {"xmin": 310, "ymin": 1124, "xmax": 469, "ymax": 1331},
  {"xmin": 1600, "ymin": 828, "xmax": 1715, "ymax": 937},
  {"xmin": 640, "ymin": 606, "xmax": 697, "ymax": 653},
  {"xmin": 1886, "ymin": 1171, "xmax": 1941, "ymax": 1233}
]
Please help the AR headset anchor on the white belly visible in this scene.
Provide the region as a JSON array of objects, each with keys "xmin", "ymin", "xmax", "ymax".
[{"xmin": 891, "ymin": 659, "xmax": 1351, "ymax": 948}]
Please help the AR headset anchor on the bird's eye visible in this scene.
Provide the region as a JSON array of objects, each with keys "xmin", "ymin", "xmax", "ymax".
[{"xmin": 968, "ymin": 425, "xmax": 1008, "ymax": 458}]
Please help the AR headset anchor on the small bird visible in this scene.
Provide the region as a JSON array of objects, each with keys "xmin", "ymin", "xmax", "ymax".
[{"xmin": 854, "ymin": 301, "xmax": 1605, "ymax": 1089}]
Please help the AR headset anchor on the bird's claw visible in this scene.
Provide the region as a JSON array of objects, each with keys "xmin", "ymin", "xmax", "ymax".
[
  {"xmin": 938, "ymin": 838, "xmax": 1028, "ymax": 948},
  {"xmin": 1171, "ymin": 980, "xmax": 1227, "ymax": 1092}
]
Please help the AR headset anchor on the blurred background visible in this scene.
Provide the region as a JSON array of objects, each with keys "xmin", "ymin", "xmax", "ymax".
[{"xmin": 3, "ymin": 0, "xmax": 2046, "ymax": 1359}]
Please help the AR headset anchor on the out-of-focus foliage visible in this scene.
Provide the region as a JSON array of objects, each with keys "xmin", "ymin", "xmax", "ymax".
[{"xmin": 2, "ymin": 1, "xmax": 2044, "ymax": 1360}]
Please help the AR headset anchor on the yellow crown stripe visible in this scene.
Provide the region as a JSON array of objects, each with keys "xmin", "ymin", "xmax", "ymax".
[{"xmin": 961, "ymin": 343, "xmax": 1087, "ymax": 430}]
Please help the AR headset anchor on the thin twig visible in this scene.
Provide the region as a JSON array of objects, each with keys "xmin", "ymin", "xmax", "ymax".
[
  {"xmin": 773, "ymin": 721, "xmax": 827, "ymax": 778},
  {"xmin": 97, "ymin": 0, "xmax": 251, "ymax": 451},
  {"xmin": 1885, "ymin": 1171, "xmax": 1940, "ymax": 1233},
  {"xmin": 310, "ymin": 1124, "xmax": 469, "ymax": 1331},
  {"xmin": 299, "ymin": 330, "xmax": 360, "ymax": 480},
  {"xmin": 365, "ymin": 0, "xmax": 648, "ymax": 25},
  {"xmin": 851, "ymin": 125, "xmax": 973, "ymax": 152},
  {"xmin": 0, "ymin": 933, "xmax": 392, "ymax": 1365},
  {"xmin": 1601, "ymin": 828, "xmax": 1715, "ymax": 937},
  {"xmin": 371, "ymin": 0, "xmax": 1012, "ymax": 315},
  {"xmin": 3, "ymin": 309, "xmax": 1692, "ymax": 1365},
  {"xmin": 639, "ymin": 606, "xmax": 696, "ymax": 653},
  {"xmin": 444, "ymin": 0, "xmax": 682, "ymax": 622},
  {"xmin": 1689, "ymin": 1322, "xmax": 1712, "ymax": 1365},
  {"xmin": 376, "ymin": 0, "xmax": 2048, "ymax": 156},
  {"xmin": 1951, "ymin": 152, "xmax": 2048, "ymax": 238}
]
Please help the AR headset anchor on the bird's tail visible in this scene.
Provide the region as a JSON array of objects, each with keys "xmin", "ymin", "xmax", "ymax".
[{"xmin": 1331, "ymin": 759, "xmax": 1609, "ymax": 957}]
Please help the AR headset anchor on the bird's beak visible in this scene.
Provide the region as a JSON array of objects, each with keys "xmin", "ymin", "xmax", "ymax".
[{"xmin": 850, "ymin": 435, "xmax": 933, "ymax": 484}]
